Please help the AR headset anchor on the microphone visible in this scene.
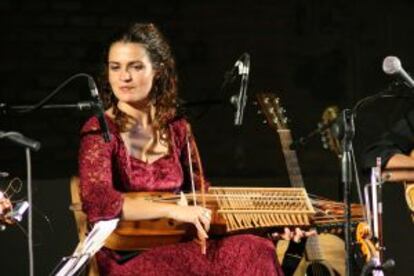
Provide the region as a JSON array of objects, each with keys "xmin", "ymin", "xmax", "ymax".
[
  {"xmin": 361, "ymin": 258, "xmax": 395, "ymax": 275},
  {"xmin": 221, "ymin": 54, "xmax": 247, "ymax": 90},
  {"xmin": 229, "ymin": 53, "xmax": 250, "ymax": 126},
  {"xmin": 380, "ymin": 259, "xmax": 396, "ymax": 271},
  {"xmin": 76, "ymin": 101, "xmax": 99, "ymax": 111},
  {"xmin": 0, "ymin": 131, "xmax": 41, "ymax": 151},
  {"xmin": 0, "ymin": 172, "xmax": 9, "ymax": 178},
  {"xmin": 382, "ymin": 56, "xmax": 414, "ymax": 88},
  {"xmin": 88, "ymin": 77, "xmax": 111, "ymax": 142}
]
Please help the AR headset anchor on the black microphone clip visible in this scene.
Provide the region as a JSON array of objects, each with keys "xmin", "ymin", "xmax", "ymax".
[
  {"xmin": 230, "ymin": 53, "xmax": 250, "ymax": 126},
  {"xmin": 382, "ymin": 56, "xmax": 414, "ymax": 88},
  {"xmin": 0, "ymin": 131, "xmax": 41, "ymax": 151},
  {"xmin": 221, "ymin": 53, "xmax": 249, "ymax": 90}
]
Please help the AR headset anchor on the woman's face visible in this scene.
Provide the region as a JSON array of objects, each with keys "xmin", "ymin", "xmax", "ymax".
[{"xmin": 108, "ymin": 42, "xmax": 156, "ymax": 106}]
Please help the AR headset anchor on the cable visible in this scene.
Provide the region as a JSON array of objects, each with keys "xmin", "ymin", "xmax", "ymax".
[
  {"xmin": 26, "ymin": 148, "xmax": 34, "ymax": 276},
  {"xmin": 17, "ymin": 73, "xmax": 92, "ymax": 114},
  {"xmin": 2, "ymin": 72, "xmax": 98, "ymax": 276},
  {"xmin": 351, "ymin": 144, "xmax": 368, "ymax": 222}
]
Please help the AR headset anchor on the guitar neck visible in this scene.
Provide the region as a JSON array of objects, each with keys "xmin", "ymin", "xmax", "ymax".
[
  {"xmin": 278, "ymin": 129, "xmax": 305, "ymax": 188},
  {"xmin": 279, "ymin": 128, "xmax": 328, "ymax": 264}
]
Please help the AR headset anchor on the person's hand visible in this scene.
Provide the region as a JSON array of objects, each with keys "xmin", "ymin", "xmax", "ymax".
[
  {"xmin": 167, "ymin": 204, "xmax": 212, "ymax": 241},
  {"xmin": 274, "ymin": 228, "xmax": 318, "ymax": 274},
  {"xmin": 271, "ymin": 227, "xmax": 317, "ymax": 243}
]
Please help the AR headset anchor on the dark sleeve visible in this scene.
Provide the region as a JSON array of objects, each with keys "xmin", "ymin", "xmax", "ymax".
[
  {"xmin": 281, "ymin": 240, "xmax": 306, "ymax": 276},
  {"xmin": 362, "ymin": 109, "xmax": 414, "ymax": 170},
  {"xmin": 78, "ymin": 117, "xmax": 123, "ymax": 223}
]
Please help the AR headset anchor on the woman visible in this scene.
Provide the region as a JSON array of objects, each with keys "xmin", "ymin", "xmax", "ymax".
[{"xmin": 79, "ymin": 23, "xmax": 305, "ymax": 275}]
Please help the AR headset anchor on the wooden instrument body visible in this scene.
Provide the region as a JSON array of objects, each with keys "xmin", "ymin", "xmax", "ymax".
[
  {"xmin": 104, "ymin": 192, "xmax": 228, "ymax": 251},
  {"xmin": 105, "ymin": 218, "xmax": 190, "ymax": 251},
  {"xmin": 104, "ymin": 187, "xmax": 315, "ymax": 251}
]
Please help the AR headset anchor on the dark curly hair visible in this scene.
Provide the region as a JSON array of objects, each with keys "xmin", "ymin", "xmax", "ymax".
[{"xmin": 100, "ymin": 23, "xmax": 178, "ymax": 131}]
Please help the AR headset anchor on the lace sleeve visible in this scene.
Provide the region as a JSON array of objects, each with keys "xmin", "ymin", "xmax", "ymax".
[{"xmin": 78, "ymin": 117, "xmax": 123, "ymax": 223}]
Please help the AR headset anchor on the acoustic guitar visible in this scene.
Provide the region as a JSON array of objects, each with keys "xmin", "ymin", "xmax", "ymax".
[{"xmin": 257, "ymin": 93, "xmax": 344, "ymax": 276}]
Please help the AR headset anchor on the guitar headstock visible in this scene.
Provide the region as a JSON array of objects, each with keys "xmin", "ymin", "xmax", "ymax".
[
  {"xmin": 320, "ymin": 105, "xmax": 342, "ymax": 158},
  {"xmin": 256, "ymin": 93, "xmax": 288, "ymax": 130}
]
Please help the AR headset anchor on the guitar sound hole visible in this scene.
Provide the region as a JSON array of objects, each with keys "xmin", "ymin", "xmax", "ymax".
[{"xmin": 306, "ymin": 263, "xmax": 332, "ymax": 276}]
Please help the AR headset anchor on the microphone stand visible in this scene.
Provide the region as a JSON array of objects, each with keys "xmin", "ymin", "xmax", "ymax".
[
  {"xmin": 0, "ymin": 73, "xmax": 101, "ymax": 276},
  {"xmin": 0, "ymin": 133, "xmax": 37, "ymax": 276},
  {"xmin": 0, "ymin": 102, "xmax": 98, "ymax": 114},
  {"xmin": 289, "ymin": 119, "xmax": 338, "ymax": 150},
  {"xmin": 341, "ymin": 109, "xmax": 354, "ymax": 276}
]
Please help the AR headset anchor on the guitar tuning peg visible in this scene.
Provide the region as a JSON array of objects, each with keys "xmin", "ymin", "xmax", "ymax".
[
  {"xmin": 257, "ymin": 110, "xmax": 262, "ymax": 115},
  {"xmin": 252, "ymin": 101, "xmax": 258, "ymax": 105},
  {"xmin": 262, "ymin": 120, "xmax": 267, "ymax": 125}
]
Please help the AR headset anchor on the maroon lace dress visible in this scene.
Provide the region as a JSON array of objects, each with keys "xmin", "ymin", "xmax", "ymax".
[{"xmin": 79, "ymin": 116, "xmax": 284, "ymax": 276}]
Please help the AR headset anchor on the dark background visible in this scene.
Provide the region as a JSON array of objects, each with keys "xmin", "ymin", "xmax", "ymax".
[{"xmin": 0, "ymin": 0, "xmax": 413, "ymax": 275}]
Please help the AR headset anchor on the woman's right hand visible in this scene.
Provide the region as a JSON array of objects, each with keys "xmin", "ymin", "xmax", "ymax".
[{"xmin": 167, "ymin": 205, "xmax": 212, "ymax": 241}]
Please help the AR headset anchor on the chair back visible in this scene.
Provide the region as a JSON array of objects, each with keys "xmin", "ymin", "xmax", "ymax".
[{"xmin": 69, "ymin": 176, "xmax": 99, "ymax": 276}]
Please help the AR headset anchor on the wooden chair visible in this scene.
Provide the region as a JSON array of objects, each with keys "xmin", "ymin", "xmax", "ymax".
[{"xmin": 69, "ymin": 176, "xmax": 100, "ymax": 276}]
